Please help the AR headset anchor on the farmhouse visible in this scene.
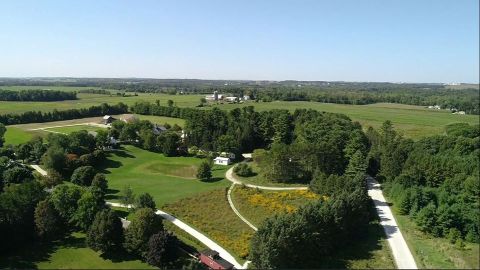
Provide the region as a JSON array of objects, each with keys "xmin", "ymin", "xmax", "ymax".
[
  {"xmin": 214, "ymin": 156, "xmax": 231, "ymax": 165},
  {"xmin": 102, "ymin": 115, "xmax": 115, "ymax": 124},
  {"xmin": 198, "ymin": 249, "xmax": 234, "ymax": 270},
  {"xmin": 225, "ymin": 96, "xmax": 238, "ymax": 102}
]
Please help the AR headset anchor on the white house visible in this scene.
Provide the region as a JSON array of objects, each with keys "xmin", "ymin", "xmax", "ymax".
[
  {"xmin": 220, "ymin": 152, "xmax": 235, "ymax": 159},
  {"xmin": 214, "ymin": 157, "xmax": 231, "ymax": 165},
  {"xmin": 225, "ymin": 96, "xmax": 238, "ymax": 102}
]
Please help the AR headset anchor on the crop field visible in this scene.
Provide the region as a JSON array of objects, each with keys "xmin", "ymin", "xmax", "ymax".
[
  {"xmin": 0, "ymin": 232, "xmax": 154, "ymax": 269},
  {"xmin": 4, "ymin": 126, "xmax": 35, "ymax": 145},
  {"xmin": 101, "ymin": 145, "xmax": 230, "ymax": 207}
]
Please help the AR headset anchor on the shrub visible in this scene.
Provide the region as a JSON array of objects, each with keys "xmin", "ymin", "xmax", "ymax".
[{"xmin": 234, "ymin": 163, "xmax": 254, "ymax": 177}]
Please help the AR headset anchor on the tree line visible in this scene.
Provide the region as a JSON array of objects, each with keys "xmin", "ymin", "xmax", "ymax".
[
  {"xmin": 0, "ymin": 102, "xmax": 128, "ymax": 125},
  {"xmin": 0, "ymin": 89, "xmax": 76, "ymax": 101},
  {"xmin": 368, "ymin": 121, "xmax": 479, "ymax": 245}
]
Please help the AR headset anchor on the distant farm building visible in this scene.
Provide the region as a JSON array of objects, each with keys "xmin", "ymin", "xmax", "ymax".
[
  {"xmin": 206, "ymin": 91, "xmax": 224, "ymax": 101},
  {"xmin": 198, "ymin": 249, "xmax": 234, "ymax": 270},
  {"xmin": 225, "ymin": 96, "xmax": 238, "ymax": 102},
  {"xmin": 214, "ymin": 156, "xmax": 231, "ymax": 165},
  {"xmin": 103, "ymin": 115, "xmax": 115, "ymax": 124},
  {"xmin": 120, "ymin": 114, "xmax": 138, "ymax": 123}
]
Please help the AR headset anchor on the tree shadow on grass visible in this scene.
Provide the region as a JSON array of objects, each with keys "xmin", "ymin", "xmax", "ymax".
[
  {"xmin": 97, "ymin": 159, "xmax": 123, "ymax": 174},
  {"xmin": 200, "ymin": 177, "xmax": 223, "ymax": 183},
  {"xmin": 105, "ymin": 188, "xmax": 120, "ymax": 200},
  {"xmin": 101, "ymin": 248, "xmax": 142, "ymax": 263},
  {"xmin": 0, "ymin": 232, "xmax": 85, "ymax": 269},
  {"xmin": 312, "ymin": 203, "xmax": 392, "ymax": 269}
]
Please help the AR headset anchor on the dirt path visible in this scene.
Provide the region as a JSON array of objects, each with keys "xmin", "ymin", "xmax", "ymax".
[
  {"xmin": 225, "ymin": 166, "xmax": 308, "ymax": 191},
  {"xmin": 30, "ymin": 164, "xmax": 47, "ymax": 176},
  {"xmin": 227, "ymin": 184, "xmax": 258, "ymax": 231},
  {"xmin": 367, "ymin": 176, "xmax": 418, "ymax": 269}
]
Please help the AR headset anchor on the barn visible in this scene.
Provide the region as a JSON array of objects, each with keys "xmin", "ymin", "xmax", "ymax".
[{"xmin": 198, "ymin": 249, "xmax": 234, "ymax": 270}]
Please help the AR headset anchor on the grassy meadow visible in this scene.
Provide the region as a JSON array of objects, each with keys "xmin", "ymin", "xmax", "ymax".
[
  {"xmin": 45, "ymin": 125, "xmax": 103, "ymax": 134},
  {"xmin": 234, "ymin": 161, "xmax": 308, "ymax": 187},
  {"xmin": 101, "ymin": 145, "xmax": 230, "ymax": 207}
]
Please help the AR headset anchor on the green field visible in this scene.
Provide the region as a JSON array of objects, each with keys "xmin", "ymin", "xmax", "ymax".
[
  {"xmin": 212, "ymin": 101, "xmax": 478, "ymax": 138},
  {"xmin": 136, "ymin": 115, "xmax": 186, "ymax": 127},
  {"xmin": 388, "ymin": 203, "xmax": 480, "ymax": 269},
  {"xmin": 1, "ymin": 85, "xmax": 478, "ymax": 139},
  {"xmin": 4, "ymin": 126, "xmax": 35, "ymax": 145},
  {"xmin": 0, "ymin": 232, "xmax": 154, "ymax": 269},
  {"xmin": 45, "ymin": 125, "xmax": 104, "ymax": 134},
  {"xmin": 101, "ymin": 145, "xmax": 230, "ymax": 207}
]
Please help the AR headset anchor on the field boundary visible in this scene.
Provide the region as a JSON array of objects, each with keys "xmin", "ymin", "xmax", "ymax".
[{"xmin": 227, "ymin": 184, "xmax": 258, "ymax": 231}]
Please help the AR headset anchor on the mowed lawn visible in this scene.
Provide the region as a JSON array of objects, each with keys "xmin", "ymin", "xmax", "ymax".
[
  {"xmin": 4, "ymin": 126, "xmax": 36, "ymax": 145},
  {"xmin": 101, "ymin": 145, "xmax": 230, "ymax": 207},
  {"xmin": 0, "ymin": 232, "xmax": 153, "ymax": 269}
]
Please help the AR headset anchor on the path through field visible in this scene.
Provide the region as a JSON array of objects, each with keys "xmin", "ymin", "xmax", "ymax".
[
  {"xmin": 106, "ymin": 202, "xmax": 251, "ymax": 269},
  {"xmin": 367, "ymin": 176, "xmax": 418, "ymax": 269}
]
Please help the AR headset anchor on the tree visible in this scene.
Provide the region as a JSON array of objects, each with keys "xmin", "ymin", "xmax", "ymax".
[
  {"xmin": 71, "ymin": 166, "xmax": 96, "ymax": 186},
  {"xmin": 161, "ymin": 132, "xmax": 180, "ymax": 157},
  {"xmin": 0, "ymin": 123, "xmax": 6, "ymax": 147},
  {"xmin": 87, "ymin": 208, "xmax": 124, "ymax": 253},
  {"xmin": 234, "ymin": 163, "xmax": 253, "ymax": 177},
  {"xmin": 137, "ymin": 193, "xmax": 156, "ymax": 210},
  {"xmin": 199, "ymin": 97, "xmax": 207, "ymax": 106},
  {"xmin": 121, "ymin": 185, "xmax": 136, "ymax": 209},
  {"xmin": 38, "ymin": 169, "xmax": 63, "ymax": 188},
  {"xmin": 344, "ymin": 150, "xmax": 367, "ymax": 178},
  {"xmin": 124, "ymin": 208, "xmax": 164, "ymax": 256},
  {"xmin": 34, "ymin": 199, "xmax": 63, "ymax": 239},
  {"xmin": 145, "ymin": 230, "xmax": 178, "ymax": 266},
  {"xmin": 50, "ymin": 184, "xmax": 84, "ymax": 222},
  {"xmin": 196, "ymin": 161, "xmax": 212, "ymax": 180},
  {"xmin": 215, "ymin": 134, "xmax": 239, "ymax": 154},
  {"xmin": 2, "ymin": 166, "xmax": 33, "ymax": 185},
  {"xmin": 74, "ymin": 191, "xmax": 103, "ymax": 230},
  {"xmin": 167, "ymin": 99, "xmax": 174, "ymax": 107},
  {"xmin": 41, "ymin": 146, "xmax": 66, "ymax": 173},
  {"xmin": 90, "ymin": 173, "xmax": 108, "ymax": 202}
]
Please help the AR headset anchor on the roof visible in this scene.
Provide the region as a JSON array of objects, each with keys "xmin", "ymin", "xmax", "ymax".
[
  {"xmin": 242, "ymin": 153, "xmax": 252, "ymax": 158},
  {"xmin": 214, "ymin": 157, "xmax": 230, "ymax": 161},
  {"xmin": 199, "ymin": 249, "xmax": 234, "ymax": 269},
  {"xmin": 103, "ymin": 115, "xmax": 113, "ymax": 119},
  {"xmin": 200, "ymin": 249, "xmax": 219, "ymax": 257}
]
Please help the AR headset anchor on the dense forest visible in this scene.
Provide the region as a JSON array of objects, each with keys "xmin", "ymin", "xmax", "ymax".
[
  {"xmin": 0, "ymin": 89, "xmax": 76, "ymax": 101},
  {"xmin": 368, "ymin": 122, "xmax": 479, "ymax": 245}
]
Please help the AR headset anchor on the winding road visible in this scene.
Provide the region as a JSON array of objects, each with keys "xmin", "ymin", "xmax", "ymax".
[{"xmin": 225, "ymin": 166, "xmax": 308, "ymax": 191}]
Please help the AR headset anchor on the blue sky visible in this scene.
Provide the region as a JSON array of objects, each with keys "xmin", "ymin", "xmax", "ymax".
[{"xmin": 0, "ymin": 0, "xmax": 478, "ymax": 82}]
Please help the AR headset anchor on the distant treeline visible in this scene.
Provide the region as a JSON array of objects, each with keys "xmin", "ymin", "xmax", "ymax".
[
  {"xmin": 77, "ymin": 89, "xmax": 111, "ymax": 95},
  {"xmin": 0, "ymin": 103, "xmax": 128, "ymax": 125},
  {"xmin": 130, "ymin": 101, "xmax": 201, "ymax": 119},
  {"xmin": 0, "ymin": 89, "xmax": 76, "ymax": 101}
]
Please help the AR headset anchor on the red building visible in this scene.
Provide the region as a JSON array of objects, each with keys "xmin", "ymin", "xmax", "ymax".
[{"xmin": 198, "ymin": 249, "xmax": 234, "ymax": 270}]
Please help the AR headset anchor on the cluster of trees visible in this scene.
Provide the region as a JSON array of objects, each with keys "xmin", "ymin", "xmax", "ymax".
[
  {"xmin": 0, "ymin": 128, "xmax": 179, "ymax": 267},
  {"xmin": 0, "ymin": 89, "xmax": 76, "ymax": 101},
  {"xmin": 107, "ymin": 118, "xmax": 183, "ymax": 156},
  {"xmin": 131, "ymin": 101, "xmax": 201, "ymax": 119},
  {"xmin": 368, "ymin": 121, "xmax": 479, "ymax": 244},
  {"xmin": 250, "ymin": 153, "xmax": 371, "ymax": 268},
  {"xmin": 252, "ymin": 110, "xmax": 368, "ymax": 183},
  {"xmin": 77, "ymin": 89, "xmax": 111, "ymax": 95},
  {"xmin": 0, "ymin": 102, "xmax": 128, "ymax": 125}
]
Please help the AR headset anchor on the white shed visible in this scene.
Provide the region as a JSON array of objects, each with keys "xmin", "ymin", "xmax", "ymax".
[{"xmin": 214, "ymin": 157, "xmax": 231, "ymax": 165}]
